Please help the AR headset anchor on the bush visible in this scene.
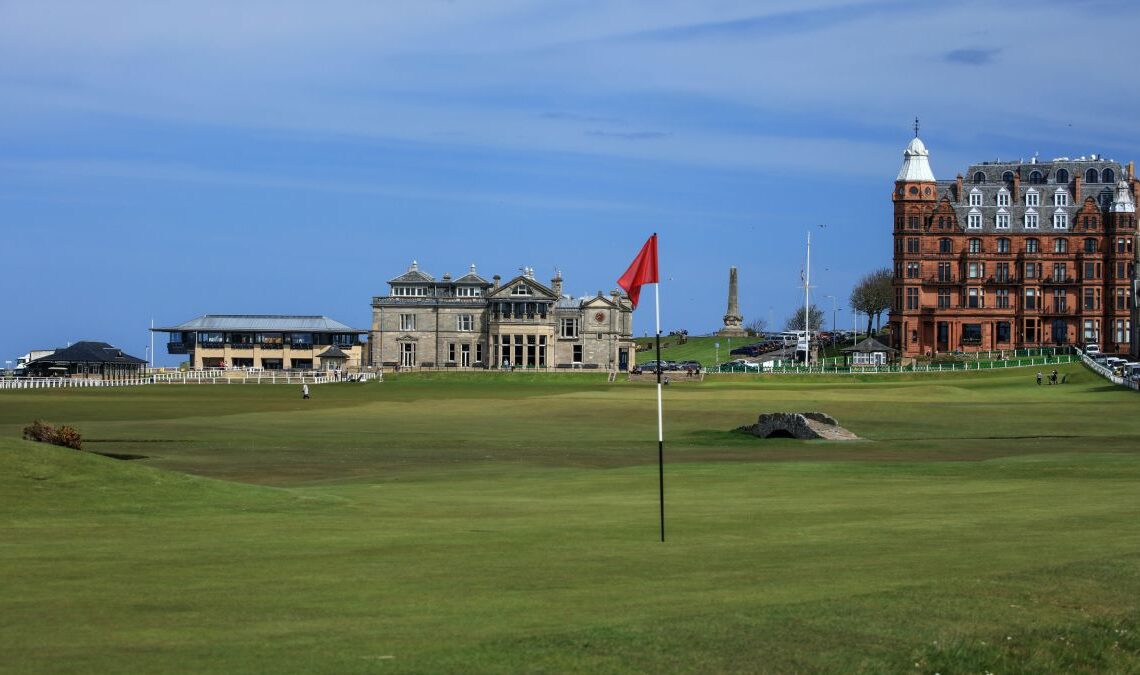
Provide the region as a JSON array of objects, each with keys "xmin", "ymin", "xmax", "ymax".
[{"xmin": 22, "ymin": 420, "xmax": 83, "ymax": 450}]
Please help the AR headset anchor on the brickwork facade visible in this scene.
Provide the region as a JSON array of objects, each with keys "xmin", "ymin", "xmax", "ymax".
[{"xmin": 888, "ymin": 137, "xmax": 1138, "ymax": 357}]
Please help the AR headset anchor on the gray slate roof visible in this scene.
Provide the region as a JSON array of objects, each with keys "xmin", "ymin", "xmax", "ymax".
[
  {"xmin": 316, "ymin": 346, "xmax": 348, "ymax": 359},
  {"xmin": 154, "ymin": 315, "xmax": 366, "ymax": 333},
  {"xmin": 841, "ymin": 337, "xmax": 898, "ymax": 354},
  {"xmin": 29, "ymin": 341, "xmax": 146, "ymax": 365}
]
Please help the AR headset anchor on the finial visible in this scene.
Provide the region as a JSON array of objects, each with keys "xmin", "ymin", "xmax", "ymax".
[
  {"xmin": 470, "ymin": 263, "xmax": 476, "ymax": 273},
  {"xmin": 411, "ymin": 259, "xmax": 418, "ymax": 271},
  {"xmin": 914, "ymin": 116, "xmax": 920, "ymax": 138}
]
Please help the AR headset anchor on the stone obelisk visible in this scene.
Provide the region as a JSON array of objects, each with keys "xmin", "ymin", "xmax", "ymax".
[{"xmin": 717, "ymin": 266, "xmax": 747, "ymax": 337}]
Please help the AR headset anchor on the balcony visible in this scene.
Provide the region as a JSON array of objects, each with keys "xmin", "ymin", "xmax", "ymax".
[
  {"xmin": 1042, "ymin": 277, "xmax": 1076, "ymax": 286},
  {"xmin": 925, "ymin": 276, "xmax": 959, "ymax": 285},
  {"xmin": 1042, "ymin": 305, "xmax": 1073, "ymax": 316},
  {"xmin": 166, "ymin": 342, "xmax": 191, "ymax": 355},
  {"xmin": 987, "ymin": 276, "xmax": 1019, "ymax": 285}
]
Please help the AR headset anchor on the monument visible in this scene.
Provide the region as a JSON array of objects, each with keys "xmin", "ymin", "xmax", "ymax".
[{"xmin": 717, "ymin": 266, "xmax": 747, "ymax": 337}]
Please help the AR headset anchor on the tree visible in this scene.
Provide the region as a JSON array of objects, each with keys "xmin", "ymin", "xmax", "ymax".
[
  {"xmin": 849, "ymin": 268, "xmax": 893, "ymax": 336},
  {"xmin": 783, "ymin": 305, "xmax": 825, "ymax": 332},
  {"xmin": 744, "ymin": 318, "xmax": 768, "ymax": 337}
]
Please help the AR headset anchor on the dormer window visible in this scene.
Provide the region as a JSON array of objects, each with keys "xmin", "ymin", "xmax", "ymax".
[
  {"xmin": 1086, "ymin": 168, "xmax": 1099, "ymax": 183},
  {"xmin": 392, "ymin": 285, "xmax": 429, "ymax": 297},
  {"xmin": 511, "ymin": 284, "xmax": 531, "ymax": 296},
  {"xmin": 1053, "ymin": 211, "xmax": 1068, "ymax": 229},
  {"xmin": 968, "ymin": 189, "xmax": 983, "ymax": 206},
  {"xmin": 1053, "ymin": 189, "xmax": 1069, "ymax": 206},
  {"xmin": 456, "ymin": 286, "xmax": 481, "ymax": 297},
  {"xmin": 1103, "ymin": 168, "xmax": 1115, "ymax": 183},
  {"xmin": 1025, "ymin": 211, "xmax": 1039, "ymax": 229},
  {"xmin": 1025, "ymin": 190, "xmax": 1039, "ymax": 207},
  {"xmin": 1056, "ymin": 168, "xmax": 1069, "ymax": 184},
  {"xmin": 996, "ymin": 211, "xmax": 1010, "ymax": 229},
  {"xmin": 967, "ymin": 210, "xmax": 982, "ymax": 229},
  {"xmin": 997, "ymin": 189, "xmax": 1010, "ymax": 207},
  {"xmin": 972, "ymin": 171, "xmax": 986, "ymax": 184},
  {"xmin": 1002, "ymin": 171, "xmax": 1014, "ymax": 182},
  {"xmin": 1029, "ymin": 170, "xmax": 1044, "ymax": 184}
]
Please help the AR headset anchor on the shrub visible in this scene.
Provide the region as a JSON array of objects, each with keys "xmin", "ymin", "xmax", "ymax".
[{"xmin": 22, "ymin": 420, "xmax": 83, "ymax": 450}]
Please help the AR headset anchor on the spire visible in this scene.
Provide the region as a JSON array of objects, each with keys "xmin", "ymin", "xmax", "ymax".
[
  {"xmin": 1110, "ymin": 179, "xmax": 1135, "ymax": 213},
  {"xmin": 914, "ymin": 116, "xmax": 920, "ymax": 138},
  {"xmin": 717, "ymin": 266, "xmax": 746, "ymax": 337},
  {"xmin": 897, "ymin": 134, "xmax": 936, "ymax": 182}
]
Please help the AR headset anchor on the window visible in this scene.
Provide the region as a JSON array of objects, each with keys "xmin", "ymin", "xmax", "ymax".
[
  {"xmin": 1053, "ymin": 211, "xmax": 1068, "ymax": 229},
  {"xmin": 937, "ymin": 289, "xmax": 951, "ymax": 308},
  {"xmin": 968, "ymin": 238, "xmax": 982, "ymax": 253},
  {"xmin": 1115, "ymin": 319, "xmax": 1131, "ymax": 344},
  {"xmin": 1025, "ymin": 262, "xmax": 1039, "ymax": 279},
  {"xmin": 1052, "ymin": 263, "xmax": 1067, "ymax": 282},
  {"xmin": 400, "ymin": 342, "xmax": 416, "ymax": 368},
  {"xmin": 1053, "ymin": 289, "xmax": 1066, "ymax": 312},
  {"xmin": 973, "ymin": 171, "xmax": 986, "ymax": 184},
  {"xmin": 968, "ymin": 262, "xmax": 984, "ymax": 279},
  {"xmin": 962, "ymin": 323, "xmax": 982, "ymax": 344},
  {"xmin": 572, "ymin": 344, "xmax": 583, "ymax": 363},
  {"xmin": 1084, "ymin": 238, "xmax": 1098, "ymax": 253},
  {"xmin": 1002, "ymin": 171, "xmax": 1014, "ymax": 182},
  {"xmin": 1029, "ymin": 170, "xmax": 1044, "ymax": 184},
  {"xmin": 1116, "ymin": 288, "xmax": 1130, "ymax": 310},
  {"xmin": 1025, "ymin": 191, "xmax": 1040, "ymax": 207},
  {"xmin": 995, "ymin": 289, "xmax": 1010, "ymax": 309},
  {"xmin": 399, "ymin": 314, "xmax": 416, "ymax": 331},
  {"xmin": 1054, "ymin": 190, "xmax": 1069, "ymax": 206},
  {"xmin": 906, "ymin": 287, "xmax": 919, "ymax": 309},
  {"xmin": 969, "ymin": 189, "xmax": 983, "ymax": 206},
  {"xmin": 996, "ymin": 212, "xmax": 1010, "ymax": 229},
  {"xmin": 997, "ymin": 237, "xmax": 1010, "ymax": 253},
  {"xmin": 938, "ymin": 262, "xmax": 953, "ymax": 282},
  {"xmin": 1084, "ymin": 288, "xmax": 1097, "ymax": 310},
  {"xmin": 456, "ymin": 286, "xmax": 482, "ymax": 297},
  {"xmin": 1026, "ymin": 238, "xmax": 1039, "ymax": 253},
  {"xmin": 511, "ymin": 284, "xmax": 531, "ymax": 296},
  {"xmin": 1086, "ymin": 168, "xmax": 1099, "ymax": 184},
  {"xmin": 939, "ymin": 238, "xmax": 953, "ymax": 254},
  {"xmin": 968, "ymin": 211, "xmax": 982, "ymax": 228},
  {"xmin": 895, "ymin": 263, "xmax": 903, "ymax": 279},
  {"xmin": 1103, "ymin": 168, "xmax": 1115, "ymax": 183},
  {"xmin": 1117, "ymin": 238, "xmax": 1129, "ymax": 254},
  {"xmin": 1085, "ymin": 216, "xmax": 1099, "ymax": 230},
  {"xmin": 906, "ymin": 262, "xmax": 920, "ymax": 278},
  {"xmin": 996, "ymin": 322, "xmax": 1011, "ymax": 343},
  {"xmin": 967, "ymin": 288, "xmax": 982, "ymax": 308},
  {"xmin": 1025, "ymin": 288, "xmax": 1038, "ymax": 310},
  {"xmin": 995, "ymin": 262, "xmax": 1010, "ymax": 282},
  {"xmin": 1084, "ymin": 319, "xmax": 1097, "ymax": 341},
  {"xmin": 392, "ymin": 285, "xmax": 429, "ymax": 297},
  {"xmin": 1025, "ymin": 212, "xmax": 1039, "ymax": 228},
  {"xmin": 909, "ymin": 216, "xmax": 920, "ymax": 229},
  {"xmin": 1056, "ymin": 168, "xmax": 1069, "ymax": 184},
  {"xmin": 997, "ymin": 190, "xmax": 1010, "ymax": 207},
  {"xmin": 447, "ymin": 343, "xmax": 456, "ymax": 363},
  {"xmin": 1053, "ymin": 238, "xmax": 1068, "ymax": 253},
  {"xmin": 1084, "ymin": 262, "xmax": 1097, "ymax": 280},
  {"xmin": 456, "ymin": 314, "xmax": 474, "ymax": 332},
  {"xmin": 290, "ymin": 333, "xmax": 313, "ymax": 347},
  {"xmin": 907, "ymin": 237, "xmax": 920, "ymax": 253},
  {"xmin": 559, "ymin": 318, "xmax": 579, "ymax": 338}
]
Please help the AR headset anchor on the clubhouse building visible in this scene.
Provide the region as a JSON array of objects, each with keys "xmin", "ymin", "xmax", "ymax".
[
  {"xmin": 371, "ymin": 263, "xmax": 637, "ymax": 370},
  {"xmin": 154, "ymin": 315, "xmax": 367, "ymax": 370},
  {"xmin": 888, "ymin": 134, "xmax": 1138, "ymax": 358}
]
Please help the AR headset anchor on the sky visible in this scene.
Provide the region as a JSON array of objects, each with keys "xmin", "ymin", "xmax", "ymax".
[{"xmin": 4, "ymin": 0, "xmax": 1140, "ymax": 365}]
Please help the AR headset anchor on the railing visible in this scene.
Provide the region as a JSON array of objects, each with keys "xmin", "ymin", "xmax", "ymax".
[
  {"xmin": 0, "ymin": 370, "xmax": 381, "ymax": 389},
  {"xmin": 1079, "ymin": 352, "xmax": 1140, "ymax": 392}
]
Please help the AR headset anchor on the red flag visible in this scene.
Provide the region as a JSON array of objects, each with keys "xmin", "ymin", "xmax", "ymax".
[{"xmin": 617, "ymin": 234, "xmax": 659, "ymax": 309}]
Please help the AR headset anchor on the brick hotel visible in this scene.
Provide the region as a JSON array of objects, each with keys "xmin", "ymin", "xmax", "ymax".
[{"xmin": 889, "ymin": 135, "xmax": 1137, "ymax": 357}]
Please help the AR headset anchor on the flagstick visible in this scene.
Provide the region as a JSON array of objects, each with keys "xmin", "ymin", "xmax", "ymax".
[{"xmin": 655, "ymin": 279, "xmax": 665, "ymax": 543}]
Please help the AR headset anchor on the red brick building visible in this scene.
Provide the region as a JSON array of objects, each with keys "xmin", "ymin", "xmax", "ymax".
[{"xmin": 889, "ymin": 135, "xmax": 1137, "ymax": 357}]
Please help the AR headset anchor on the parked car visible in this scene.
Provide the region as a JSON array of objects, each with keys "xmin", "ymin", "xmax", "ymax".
[
  {"xmin": 1084, "ymin": 343, "xmax": 1101, "ymax": 355},
  {"xmin": 719, "ymin": 359, "xmax": 761, "ymax": 372},
  {"xmin": 678, "ymin": 360, "xmax": 702, "ymax": 371}
]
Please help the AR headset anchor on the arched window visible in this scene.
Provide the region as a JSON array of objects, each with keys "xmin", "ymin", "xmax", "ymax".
[
  {"xmin": 1086, "ymin": 168, "xmax": 1099, "ymax": 183},
  {"xmin": 997, "ymin": 237, "xmax": 1011, "ymax": 253},
  {"xmin": 1102, "ymin": 168, "xmax": 1115, "ymax": 183},
  {"xmin": 973, "ymin": 171, "xmax": 986, "ymax": 184},
  {"xmin": 1055, "ymin": 168, "xmax": 1069, "ymax": 184},
  {"xmin": 1026, "ymin": 238, "xmax": 1039, "ymax": 253},
  {"xmin": 1002, "ymin": 171, "xmax": 1014, "ymax": 182},
  {"xmin": 1030, "ymin": 170, "xmax": 1044, "ymax": 184}
]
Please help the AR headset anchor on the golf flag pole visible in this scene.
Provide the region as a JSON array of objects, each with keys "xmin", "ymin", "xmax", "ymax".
[{"xmin": 617, "ymin": 233, "xmax": 664, "ymax": 541}]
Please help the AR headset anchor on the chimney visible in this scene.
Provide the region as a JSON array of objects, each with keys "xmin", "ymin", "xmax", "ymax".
[
  {"xmin": 1012, "ymin": 171, "xmax": 1021, "ymax": 205},
  {"xmin": 955, "ymin": 174, "xmax": 963, "ymax": 203},
  {"xmin": 551, "ymin": 271, "xmax": 563, "ymax": 297},
  {"xmin": 492, "ymin": 274, "xmax": 501, "ymax": 290},
  {"xmin": 1073, "ymin": 172, "xmax": 1081, "ymax": 203}
]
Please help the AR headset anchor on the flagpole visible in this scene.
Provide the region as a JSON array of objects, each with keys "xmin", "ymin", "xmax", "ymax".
[{"xmin": 654, "ymin": 262, "xmax": 664, "ymax": 543}]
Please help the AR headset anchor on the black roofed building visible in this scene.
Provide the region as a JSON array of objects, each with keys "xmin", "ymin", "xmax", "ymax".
[
  {"xmin": 25, "ymin": 341, "xmax": 146, "ymax": 378},
  {"xmin": 152, "ymin": 315, "xmax": 367, "ymax": 371}
]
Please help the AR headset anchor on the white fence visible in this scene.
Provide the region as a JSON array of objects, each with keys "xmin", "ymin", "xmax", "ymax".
[
  {"xmin": 1079, "ymin": 353, "xmax": 1140, "ymax": 392},
  {"xmin": 0, "ymin": 370, "xmax": 380, "ymax": 390}
]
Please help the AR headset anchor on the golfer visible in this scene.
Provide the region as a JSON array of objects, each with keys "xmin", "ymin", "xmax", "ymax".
[{"xmin": 302, "ymin": 383, "xmax": 310, "ymax": 399}]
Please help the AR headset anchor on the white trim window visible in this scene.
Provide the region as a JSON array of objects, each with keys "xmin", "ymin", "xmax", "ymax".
[
  {"xmin": 559, "ymin": 317, "xmax": 579, "ymax": 338},
  {"xmin": 968, "ymin": 189, "xmax": 983, "ymax": 206},
  {"xmin": 1025, "ymin": 190, "xmax": 1040, "ymax": 207},
  {"xmin": 996, "ymin": 211, "xmax": 1010, "ymax": 229},
  {"xmin": 399, "ymin": 314, "xmax": 416, "ymax": 331},
  {"xmin": 456, "ymin": 314, "xmax": 474, "ymax": 331},
  {"xmin": 967, "ymin": 209, "xmax": 982, "ymax": 229},
  {"xmin": 511, "ymin": 284, "xmax": 531, "ymax": 296},
  {"xmin": 1053, "ymin": 210, "xmax": 1068, "ymax": 229},
  {"xmin": 392, "ymin": 286, "xmax": 430, "ymax": 297},
  {"xmin": 1053, "ymin": 189, "xmax": 1069, "ymax": 206},
  {"xmin": 456, "ymin": 286, "xmax": 481, "ymax": 297},
  {"xmin": 1025, "ymin": 211, "xmax": 1039, "ymax": 229},
  {"xmin": 997, "ymin": 189, "xmax": 1010, "ymax": 207}
]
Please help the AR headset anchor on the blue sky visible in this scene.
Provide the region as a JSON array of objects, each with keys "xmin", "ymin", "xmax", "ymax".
[{"xmin": 4, "ymin": 0, "xmax": 1140, "ymax": 365}]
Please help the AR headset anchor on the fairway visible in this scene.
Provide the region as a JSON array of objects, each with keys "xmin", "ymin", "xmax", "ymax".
[{"xmin": 3, "ymin": 366, "xmax": 1140, "ymax": 673}]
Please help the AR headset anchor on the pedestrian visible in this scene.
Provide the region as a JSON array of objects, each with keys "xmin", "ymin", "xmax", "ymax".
[
  {"xmin": 302, "ymin": 383, "xmax": 310, "ymax": 399},
  {"xmin": 1036, "ymin": 372, "xmax": 1042, "ymax": 385},
  {"xmin": 1050, "ymin": 369, "xmax": 1058, "ymax": 385}
]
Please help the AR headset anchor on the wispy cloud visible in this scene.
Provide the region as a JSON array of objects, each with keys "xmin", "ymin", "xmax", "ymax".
[
  {"xmin": 944, "ymin": 47, "xmax": 1001, "ymax": 66},
  {"xmin": 586, "ymin": 129, "xmax": 669, "ymax": 141}
]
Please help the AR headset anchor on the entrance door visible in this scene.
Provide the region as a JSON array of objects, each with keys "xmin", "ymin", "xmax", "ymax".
[
  {"xmin": 618, "ymin": 348, "xmax": 629, "ymax": 371},
  {"xmin": 400, "ymin": 343, "xmax": 416, "ymax": 368},
  {"xmin": 936, "ymin": 322, "xmax": 949, "ymax": 350},
  {"xmin": 460, "ymin": 344, "xmax": 471, "ymax": 367},
  {"xmin": 1051, "ymin": 319, "xmax": 1068, "ymax": 345}
]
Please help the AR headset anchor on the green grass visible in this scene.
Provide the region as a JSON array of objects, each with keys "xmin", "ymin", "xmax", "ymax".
[
  {"xmin": 3, "ymin": 365, "xmax": 1140, "ymax": 673},
  {"xmin": 634, "ymin": 335, "xmax": 758, "ymax": 365}
]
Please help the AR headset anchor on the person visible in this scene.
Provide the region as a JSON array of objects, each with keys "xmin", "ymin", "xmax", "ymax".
[
  {"xmin": 302, "ymin": 383, "xmax": 310, "ymax": 400},
  {"xmin": 1036, "ymin": 372, "xmax": 1042, "ymax": 385},
  {"xmin": 1049, "ymin": 369, "xmax": 1058, "ymax": 385}
]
